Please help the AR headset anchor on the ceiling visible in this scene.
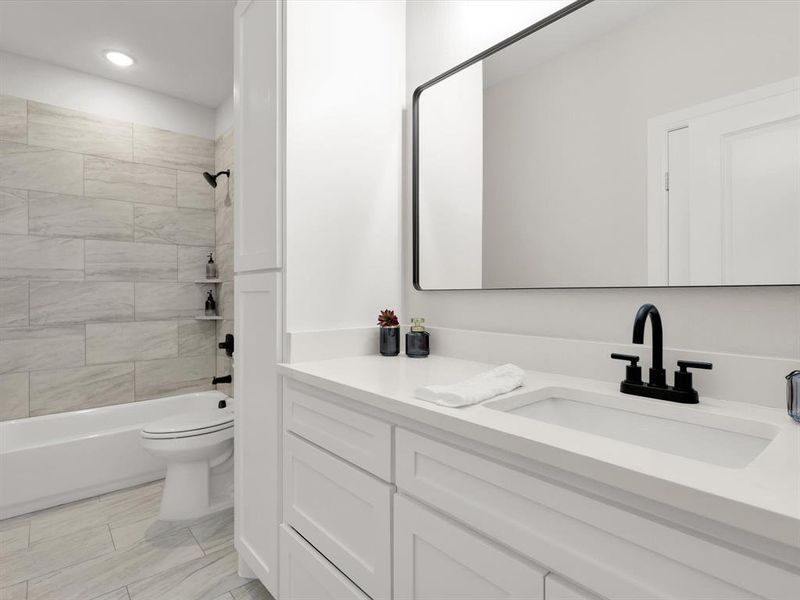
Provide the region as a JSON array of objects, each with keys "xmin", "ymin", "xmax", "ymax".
[{"xmin": 0, "ymin": 0, "xmax": 235, "ymax": 108}]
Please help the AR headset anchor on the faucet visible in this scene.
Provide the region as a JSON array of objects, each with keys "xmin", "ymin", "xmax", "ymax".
[
  {"xmin": 212, "ymin": 374, "xmax": 232, "ymax": 385},
  {"xmin": 611, "ymin": 303, "xmax": 712, "ymax": 404},
  {"xmin": 631, "ymin": 303, "xmax": 666, "ymax": 388}
]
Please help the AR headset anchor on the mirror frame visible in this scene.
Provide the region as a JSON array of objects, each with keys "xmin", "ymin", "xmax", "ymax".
[{"xmin": 411, "ymin": 0, "xmax": 797, "ymax": 291}]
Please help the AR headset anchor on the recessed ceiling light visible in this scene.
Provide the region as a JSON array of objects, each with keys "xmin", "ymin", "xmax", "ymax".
[{"xmin": 105, "ymin": 51, "xmax": 134, "ymax": 67}]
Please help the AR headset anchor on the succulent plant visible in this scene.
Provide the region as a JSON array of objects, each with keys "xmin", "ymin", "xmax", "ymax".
[{"xmin": 377, "ymin": 309, "xmax": 399, "ymax": 328}]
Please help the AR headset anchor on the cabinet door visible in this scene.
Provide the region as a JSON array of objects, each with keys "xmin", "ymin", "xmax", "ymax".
[
  {"xmin": 280, "ymin": 525, "xmax": 371, "ymax": 600},
  {"xmin": 394, "ymin": 494, "xmax": 546, "ymax": 600},
  {"xmin": 545, "ymin": 574, "xmax": 601, "ymax": 600},
  {"xmin": 234, "ymin": 0, "xmax": 283, "ymax": 272},
  {"xmin": 234, "ymin": 271, "xmax": 281, "ymax": 594}
]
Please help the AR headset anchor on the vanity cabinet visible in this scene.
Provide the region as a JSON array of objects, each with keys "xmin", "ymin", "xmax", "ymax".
[
  {"xmin": 279, "ymin": 378, "xmax": 798, "ymax": 600},
  {"xmin": 394, "ymin": 494, "xmax": 546, "ymax": 600}
]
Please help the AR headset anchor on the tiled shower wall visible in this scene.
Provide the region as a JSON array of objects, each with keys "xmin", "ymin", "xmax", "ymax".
[
  {"xmin": 214, "ymin": 128, "xmax": 234, "ymax": 397},
  {"xmin": 0, "ymin": 95, "xmax": 222, "ymax": 420}
]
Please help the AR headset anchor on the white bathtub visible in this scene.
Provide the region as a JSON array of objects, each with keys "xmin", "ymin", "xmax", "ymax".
[{"xmin": 0, "ymin": 390, "xmax": 231, "ymax": 519}]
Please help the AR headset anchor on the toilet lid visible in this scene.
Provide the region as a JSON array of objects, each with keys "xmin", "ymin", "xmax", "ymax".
[{"xmin": 142, "ymin": 408, "xmax": 234, "ymax": 436}]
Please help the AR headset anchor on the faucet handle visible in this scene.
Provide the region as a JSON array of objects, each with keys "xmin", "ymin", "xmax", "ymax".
[
  {"xmin": 674, "ymin": 360, "xmax": 713, "ymax": 393},
  {"xmin": 611, "ymin": 353, "xmax": 642, "ymax": 384}
]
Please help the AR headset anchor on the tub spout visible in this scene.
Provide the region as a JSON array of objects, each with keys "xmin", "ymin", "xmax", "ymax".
[{"xmin": 212, "ymin": 375, "xmax": 232, "ymax": 385}]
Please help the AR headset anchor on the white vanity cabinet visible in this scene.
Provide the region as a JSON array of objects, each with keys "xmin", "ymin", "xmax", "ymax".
[
  {"xmin": 278, "ymin": 377, "xmax": 799, "ymax": 600},
  {"xmin": 394, "ymin": 494, "xmax": 546, "ymax": 600}
]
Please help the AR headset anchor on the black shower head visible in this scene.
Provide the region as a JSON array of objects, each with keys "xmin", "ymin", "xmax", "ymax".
[{"xmin": 203, "ymin": 170, "xmax": 230, "ymax": 188}]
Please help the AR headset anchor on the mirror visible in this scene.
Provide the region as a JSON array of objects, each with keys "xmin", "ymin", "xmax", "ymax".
[{"xmin": 413, "ymin": 0, "xmax": 800, "ymax": 290}]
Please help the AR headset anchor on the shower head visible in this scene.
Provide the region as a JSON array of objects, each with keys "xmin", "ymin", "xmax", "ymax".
[{"xmin": 202, "ymin": 170, "xmax": 230, "ymax": 188}]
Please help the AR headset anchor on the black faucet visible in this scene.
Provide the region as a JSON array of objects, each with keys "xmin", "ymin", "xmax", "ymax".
[
  {"xmin": 611, "ymin": 303, "xmax": 712, "ymax": 404},
  {"xmin": 212, "ymin": 374, "xmax": 232, "ymax": 385}
]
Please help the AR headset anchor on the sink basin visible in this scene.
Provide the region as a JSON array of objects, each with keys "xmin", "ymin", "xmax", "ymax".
[{"xmin": 484, "ymin": 387, "xmax": 777, "ymax": 468}]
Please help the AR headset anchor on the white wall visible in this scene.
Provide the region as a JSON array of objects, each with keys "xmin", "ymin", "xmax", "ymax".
[
  {"xmin": 215, "ymin": 94, "xmax": 234, "ymax": 139},
  {"xmin": 0, "ymin": 50, "xmax": 216, "ymax": 139},
  {"xmin": 418, "ymin": 62, "xmax": 483, "ymax": 289},
  {"xmin": 285, "ymin": 0, "xmax": 405, "ymax": 331},
  {"xmin": 405, "ymin": 1, "xmax": 800, "ymax": 367}
]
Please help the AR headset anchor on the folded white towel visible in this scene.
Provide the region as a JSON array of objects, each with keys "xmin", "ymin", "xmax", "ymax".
[{"xmin": 414, "ymin": 364, "xmax": 525, "ymax": 408}]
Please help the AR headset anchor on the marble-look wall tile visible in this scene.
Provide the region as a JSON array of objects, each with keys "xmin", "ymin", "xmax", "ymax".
[
  {"xmin": 84, "ymin": 156, "xmax": 176, "ymax": 206},
  {"xmin": 0, "ymin": 325, "xmax": 85, "ymax": 375},
  {"xmin": 0, "ymin": 188, "xmax": 28, "ymax": 234},
  {"xmin": 135, "ymin": 355, "xmax": 215, "ymax": 400},
  {"xmin": 86, "ymin": 321, "xmax": 178, "ymax": 364},
  {"xmin": 177, "ymin": 171, "xmax": 214, "ymax": 209},
  {"xmin": 134, "ymin": 282, "xmax": 205, "ymax": 320},
  {"xmin": 215, "ymin": 200, "xmax": 233, "ymax": 248},
  {"xmin": 0, "ymin": 141, "xmax": 83, "ymax": 195},
  {"xmin": 0, "ymin": 96, "xmax": 27, "ymax": 143},
  {"xmin": 133, "ymin": 124, "xmax": 214, "ymax": 173},
  {"xmin": 134, "ymin": 205, "xmax": 215, "ymax": 246},
  {"xmin": 0, "ymin": 281, "xmax": 28, "ymax": 327},
  {"xmin": 215, "ymin": 353, "xmax": 233, "ymax": 398},
  {"xmin": 29, "ymin": 281, "xmax": 134, "ymax": 324},
  {"xmin": 85, "ymin": 240, "xmax": 177, "ymax": 281},
  {"xmin": 0, "ymin": 372, "xmax": 29, "ymax": 420},
  {"xmin": 215, "ymin": 130, "xmax": 233, "ymax": 171},
  {"xmin": 178, "ymin": 320, "xmax": 216, "ymax": 357},
  {"xmin": 178, "ymin": 245, "xmax": 215, "ymax": 282},
  {"xmin": 215, "ymin": 244, "xmax": 234, "ymax": 282},
  {"xmin": 0, "ymin": 234, "xmax": 84, "ymax": 280},
  {"xmin": 218, "ymin": 282, "xmax": 234, "ymax": 320},
  {"xmin": 28, "ymin": 101, "xmax": 133, "ymax": 161},
  {"xmin": 29, "ymin": 363, "xmax": 135, "ymax": 416},
  {"xmin": 28, "ymin": 191, "xmax": 134, "ymax": 241}
]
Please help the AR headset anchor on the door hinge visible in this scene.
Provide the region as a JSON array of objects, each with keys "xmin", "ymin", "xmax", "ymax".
[{"xmin": 664, "ymin": 171, "xmax": 670, "ymax": 191}]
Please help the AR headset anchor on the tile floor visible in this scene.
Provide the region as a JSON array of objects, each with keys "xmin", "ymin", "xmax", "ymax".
[{"xmin": 0, "ymin": 481, "xmax": 273, "ymax": 600}]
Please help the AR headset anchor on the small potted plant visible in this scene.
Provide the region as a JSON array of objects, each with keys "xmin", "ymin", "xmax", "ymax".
[{"xmin": 377, "ymin": 309, "xmax": 400, "ymax": 356}]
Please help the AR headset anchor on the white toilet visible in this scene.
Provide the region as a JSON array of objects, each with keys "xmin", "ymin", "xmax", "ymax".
[{"xmin": 140, "ymin": 405, "xmax": 234, "ymax": 521}]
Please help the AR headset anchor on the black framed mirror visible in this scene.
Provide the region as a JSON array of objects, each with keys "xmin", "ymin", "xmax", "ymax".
[{"xmin": 412, "ymin": 0, "xmax": 800, "ymax": 290}]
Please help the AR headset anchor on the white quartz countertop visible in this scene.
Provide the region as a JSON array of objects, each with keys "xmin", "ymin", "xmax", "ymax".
[{"xmin": 278, "ymin": 354, "xmax": 800, "ymax": 548}]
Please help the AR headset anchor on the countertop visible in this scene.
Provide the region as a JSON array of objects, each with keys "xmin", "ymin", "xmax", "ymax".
[{"xmin": 277, "ymin": 354, "xmax": 800, "ymax": 548}]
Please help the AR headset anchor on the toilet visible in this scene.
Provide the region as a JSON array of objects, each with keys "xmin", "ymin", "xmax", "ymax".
[{"xmin": 140, "ymin": 405, "xmax": 234, "ymax": 521}]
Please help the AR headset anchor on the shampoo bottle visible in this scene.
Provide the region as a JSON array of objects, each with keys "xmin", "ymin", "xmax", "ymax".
[
  {"xmin": 205, "ymin": 290, "xmax": 217, "ymax": 316},
  {"xmin": 206, "ymin": 252, "xmax": 217, "ymax": 278}
]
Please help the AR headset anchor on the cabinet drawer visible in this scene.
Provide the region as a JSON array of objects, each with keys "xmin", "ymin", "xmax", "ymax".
[
  {"xmin": 280, "ymin": 525, "xmax": 370, "ymax": 600},
  {"xmin": 395, "ymin": 428, "xmax": 790, "ymax": 600},
  {"xmin": 284, "ymin": 432, "xmax": 392, "ymax": 600},
  {"xmin": 284, "ymin": 379, "xmax": 393, "ymax": 480},
  {"xmin": 394, "ymin": 494, "xmax": 545, "ymax": 600}
]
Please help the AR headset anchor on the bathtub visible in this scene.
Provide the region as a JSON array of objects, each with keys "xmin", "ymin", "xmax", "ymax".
[{"xmin": 0, "ymin": 390, "xmax": 231, "ymax": 519}]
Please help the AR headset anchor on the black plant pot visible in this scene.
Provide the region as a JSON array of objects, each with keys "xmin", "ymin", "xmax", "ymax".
[{"xmin": 379, "ymin": 327, "xmax": 400, "ymax": 356}]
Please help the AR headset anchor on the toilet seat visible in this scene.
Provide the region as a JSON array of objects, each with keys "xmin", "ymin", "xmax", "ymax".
[{"xmin": 142, "ymin": 408, "xmax": 234, "ymax": 439}]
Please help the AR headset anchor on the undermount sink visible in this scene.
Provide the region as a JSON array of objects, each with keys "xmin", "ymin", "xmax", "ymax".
[{"xmin": 483, "ymin": 387, "xmax": 777, "ymax": 469}]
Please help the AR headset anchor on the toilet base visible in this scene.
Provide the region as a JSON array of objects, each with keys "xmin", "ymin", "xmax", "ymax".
[{"xmin": 159, "ymin": 451, "xmax": 234, "ymax": 521}]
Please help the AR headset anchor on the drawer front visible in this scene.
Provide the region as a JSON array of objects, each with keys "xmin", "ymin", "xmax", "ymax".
[
  {"xmin": 284, "ymin": 432, "xmax": 392, "ymax": 600},
  {"xmin": 394, "ymin": 494, "xmax": 545, "ymax": 600},
  {"xmin": 395, "ymin": 428, "xmax": 793, "ymax": 600},
  {"xmin": 280, "ymin": 525, "xmax": 371, "ymax": 600},
  {"xmin": 284, "ymin": 379, "xmax": 393, "ymax": 480}
]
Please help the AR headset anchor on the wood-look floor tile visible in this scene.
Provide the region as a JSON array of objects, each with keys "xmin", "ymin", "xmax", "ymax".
[
  {"xmin": 0, "ymin": 524, "xmax": 114, "ymax": 588},
  {"xmin": 126, "ymin": 546, "xmax": 247, "ymax": 600},
  {"xmin": 88, "ymin": 587, "xmax": 130, "ymax": 600},
  {"xmin": 230, "ymin": 580, "xmax": 274, "ymax": 600},
  {"xmin": 0, "ymin": 581, "xmax": 27, "ymax": 600},
  {"xmin": 110, "ymin": 503, "xmax": 222, "ymax": 551},
  {"xmin": 0, "ymin": 522, "xmax": 30, "ymax": 555},
  {"xmin": 26, "ymin": 528, "xmax": 203, "ymax": 600},
  {"xmin": 189, "ymin": 509, "xmax": 233, "ymax": 554}
]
